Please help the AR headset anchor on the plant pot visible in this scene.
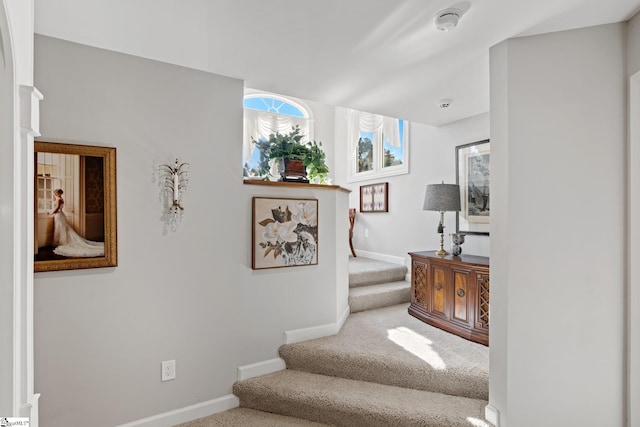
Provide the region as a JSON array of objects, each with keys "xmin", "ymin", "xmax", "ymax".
[{"xmin": 278, "ymin": 158, "xmax": 308, "ymax": 183}]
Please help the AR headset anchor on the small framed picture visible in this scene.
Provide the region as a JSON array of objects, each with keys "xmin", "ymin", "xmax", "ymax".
[
  {"xmin": 360, "ymin": 182, "xmax": 389, "ymax": 213},
  {"xmin": 456, "ymin": 139, "xmax": 490, "ymax": 235}
]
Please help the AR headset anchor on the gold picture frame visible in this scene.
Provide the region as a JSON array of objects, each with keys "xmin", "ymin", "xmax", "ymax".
[{"xmin": 34, "ymin": 141, "xmax": 117, "ymax": 272}]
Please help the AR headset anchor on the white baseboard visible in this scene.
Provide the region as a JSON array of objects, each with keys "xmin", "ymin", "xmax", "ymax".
[
  {"xmin": 115, "ymin": 394, "xmax": 239, "ymax": 427},
  {"xmin": 236, "ymin": 305, "xmax": 350, "ymax": 383},
  {"xmin": 337, "ymin": 303, "xmax": 350, "ymax": 330},
  {"xmin": 354, "ymin": 250, "xmax": 407, "ymax": 266},
  {"xmin": 237, "ymin": 357, "xmax": 286, "ymax": 381},
  {"xmin": 238, "ymin": 305, "xmax": 350, "ymax": 378},
  {"xmin": 284, "ymin": 304, "xmax": 350, "ymax": 344},
  {"xmin": 23, "ymin": 393, "xmax": 40, "ymax": 427},
  {"xmin": 484, "ymin": 404, "xmax": 500, "ymax": 426}
]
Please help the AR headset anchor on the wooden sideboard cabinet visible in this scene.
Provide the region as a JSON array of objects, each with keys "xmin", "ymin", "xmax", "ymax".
[{"xmin": 409, "ymin": 251, "xmax": 490, "ymax": 346}]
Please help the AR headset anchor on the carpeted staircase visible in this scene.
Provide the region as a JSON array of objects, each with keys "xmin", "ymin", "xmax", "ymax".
[
  {"xmin": 177, "ymin": 258, "xmax": 490, "ymax": 427},
  {"xmin": 347, "ymin": 256, "xmax": 410, "ymax": 313}
]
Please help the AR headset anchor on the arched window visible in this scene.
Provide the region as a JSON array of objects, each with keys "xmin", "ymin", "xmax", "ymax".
[{"xmin": 243, "ymin": 93, "xmax": 313, "ymax": 176}]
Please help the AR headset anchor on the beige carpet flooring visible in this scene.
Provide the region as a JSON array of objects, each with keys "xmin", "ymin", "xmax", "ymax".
[
  {"xmin": 280, "ymin": 303, "xmax": 488, "ymax": 400},
  {"xmin": 234, "ymin": 369, "xmax": 488, "ymax": 427},
  {"xmin": 348, "ymin": 280, "xmax": 411, "ymax": 313},
  {"xmin": 178, "ymin": 303, "xmax": 489, "ymax": 426},
  {"xmin": 348, "ymin": 257, "xmax": 407, "ymax": 287}
]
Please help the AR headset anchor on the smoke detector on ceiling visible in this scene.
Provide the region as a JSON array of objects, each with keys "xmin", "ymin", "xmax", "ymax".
[
  {"xmin": 434, "ymin": 8, "xmax": 462, "ymax": 31},
  {"xmin": 438, "ymin": 99, "xmax": 453, "ymax": 109}
]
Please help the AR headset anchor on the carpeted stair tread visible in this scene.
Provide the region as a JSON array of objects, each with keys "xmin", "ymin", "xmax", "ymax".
[
  {"xmin": 174, "ymin": 407, "xmax": 330, "ymax": 426},
  {"xmin": 279, "ymin": 303, "xmax": 488, "ymax": 400},
  {"xmin": 349, "ymin": 257, "xmax": 407, "ymax": 288},
  {"xmin": 234, "ymin": 369, "xmax": 490, "ymax": 427},
  {"xmin": 349, "ymin": 280, "xmax": 411, "ymax": 313}
]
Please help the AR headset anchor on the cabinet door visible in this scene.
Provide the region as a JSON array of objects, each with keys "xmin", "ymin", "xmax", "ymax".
[
  {"xmin": 475, "ymin": 270, "xmax": 490, "ymax": 331},
  {"xmin": 452, "ymin": 268, "xmax": 471, "ymax": 326},
  {"xmin": 430, "ymin": 264, "xmax": 447, "ymax": 318},
  {"xmin": 411, "ymin": 260, "xmax": 428, "ymax": 310}
]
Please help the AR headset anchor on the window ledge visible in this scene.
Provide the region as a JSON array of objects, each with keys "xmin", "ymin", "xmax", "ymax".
[{"xmin": 243, "ymin": 179, "xmax": 350, "ymax": 193}]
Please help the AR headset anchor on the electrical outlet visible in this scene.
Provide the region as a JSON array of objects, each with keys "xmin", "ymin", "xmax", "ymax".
[
  {"xmin": 161, "ymin": 360, "xmax": 176, "ymax": 382},
  {"xmin": 364, "ymin": 228, "xmax": 369, "ymax": 238}
]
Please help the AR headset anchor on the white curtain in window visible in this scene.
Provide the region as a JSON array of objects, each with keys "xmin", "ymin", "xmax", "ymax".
[
  {"xmin": 382, "ymin": 116, "xmax": 400, "ymax": 148},
  {"xmin": 346, "ymin": 109, "xmax": 361, "ymax": 160},
  {"xmin": 358, "ymin": 112, "xmax": 383, "ymax": 133},
  {"xmin": 243, "ymin": 109, "xmax": 309, "ymax": 161},
  {"xmin": 347, "ymin": 109, "xmax": 401, "ymax": 150}
]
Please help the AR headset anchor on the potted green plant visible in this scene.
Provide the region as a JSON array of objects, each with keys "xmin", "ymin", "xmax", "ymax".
[{"xmin": 253, "ymin": 126, "xmax": 330, "ymax": 183}]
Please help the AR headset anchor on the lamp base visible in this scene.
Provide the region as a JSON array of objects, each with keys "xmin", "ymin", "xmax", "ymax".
[
  {"xmin": 436, "ymin": 230, "xmax": 448, "ymax": 256},
  {"xmin": 435, "ymin": 248, "xmax": 449, "ymax": 256}
]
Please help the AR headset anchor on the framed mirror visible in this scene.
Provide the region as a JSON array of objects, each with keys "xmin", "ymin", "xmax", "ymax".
[{"xmin": 34, "ymin": 141, "xmax": 117, "ymax": 272}]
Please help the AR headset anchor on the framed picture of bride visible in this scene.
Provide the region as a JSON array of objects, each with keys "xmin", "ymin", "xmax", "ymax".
[{"xmin": 34, "ymin": 141, "xmax": 117, "ymax": 272}]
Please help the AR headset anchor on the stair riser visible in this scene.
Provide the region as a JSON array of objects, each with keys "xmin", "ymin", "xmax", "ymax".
[
  {"xmin": 349, "ymin": 288, "xmax": 410, "ymax": 313},
  {"xmin": 235, "ymin": 383, "xmax": 485, "ymax": 427},
  {"xmin": 349, "ymin": 270, "xmax": 407, "ymax": 288}
]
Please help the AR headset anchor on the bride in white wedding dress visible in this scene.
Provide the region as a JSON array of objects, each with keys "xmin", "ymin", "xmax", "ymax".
[{"xmin": 50, "ymin": 188, "xmax": 104, "ymax": 258}]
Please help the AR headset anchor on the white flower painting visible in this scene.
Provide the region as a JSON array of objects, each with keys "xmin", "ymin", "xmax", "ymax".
[{"xmin": 252, "ymin": 197, "xmax": 319, "ymax": 269}]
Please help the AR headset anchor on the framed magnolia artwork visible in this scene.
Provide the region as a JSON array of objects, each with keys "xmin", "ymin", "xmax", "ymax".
[
  {"xmin": 252, "ymin": 197, "xmax": 318, "ymax": 270},
  {"xmin": 34, "ymin": 141, "xmax": 117, "ymax": 272}
]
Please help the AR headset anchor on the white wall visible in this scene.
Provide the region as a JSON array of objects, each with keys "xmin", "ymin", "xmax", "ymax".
[
  {"xmin": 629, "ymin": 13, "xmax": 640, "ymax": 76},
  {"xmin": 627, "ymin": 11, "xmax": 640, "ymax": 427},
  {"xmin": 305, "ymin": 98, "xmax": 336, "ymax": 184},
  {"xmin": 487, "ymin": 39, "xmax": 508, "ymax": 426},
  {"xmin": 490, "ymin": 23, "xmax": 627, "ymax": 427},
  {"xmin": 334, "ymin": 107, "xmax": 490, "ymax": 263},
  {"xmin": 33, "ymin": 35, "xmax": 347, "ymax": 427}
]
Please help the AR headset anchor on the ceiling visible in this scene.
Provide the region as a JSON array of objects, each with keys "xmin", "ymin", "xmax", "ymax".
[{"xmin": 34, "ymin": 0, "xmax": 640, "ymax": 126}]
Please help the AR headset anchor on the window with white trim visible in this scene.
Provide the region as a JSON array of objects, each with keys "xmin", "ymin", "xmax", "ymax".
[
  {"xmin": 347, "ymin": 109, "xmax": 409, "ymax": 182},
  {"xmin": 243, "ymin": 93, "xmax": 313, "ymax": 177}
]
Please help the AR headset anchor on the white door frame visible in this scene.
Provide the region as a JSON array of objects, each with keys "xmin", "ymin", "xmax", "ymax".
[
  {"xmin": 0, "ymin": 0, "xmax": 16, "ymax": 416},
  {"xmin": 1, "ymin": 0, "xmax": 40, "ymax": 423},
  {"xmin": 629, "ymin": 70, "xmax": 640, "ymax": 427}
]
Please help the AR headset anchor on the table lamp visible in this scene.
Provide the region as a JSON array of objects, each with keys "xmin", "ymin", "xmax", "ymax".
[{"xmin": 423, "ymin": 182, "xmax": 461, "ymax": 256}]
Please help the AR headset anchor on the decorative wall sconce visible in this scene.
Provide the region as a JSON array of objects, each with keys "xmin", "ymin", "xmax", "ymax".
[{"xmin": 158, "ymin": 159, "xmax": 189, "ymax": 232}]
